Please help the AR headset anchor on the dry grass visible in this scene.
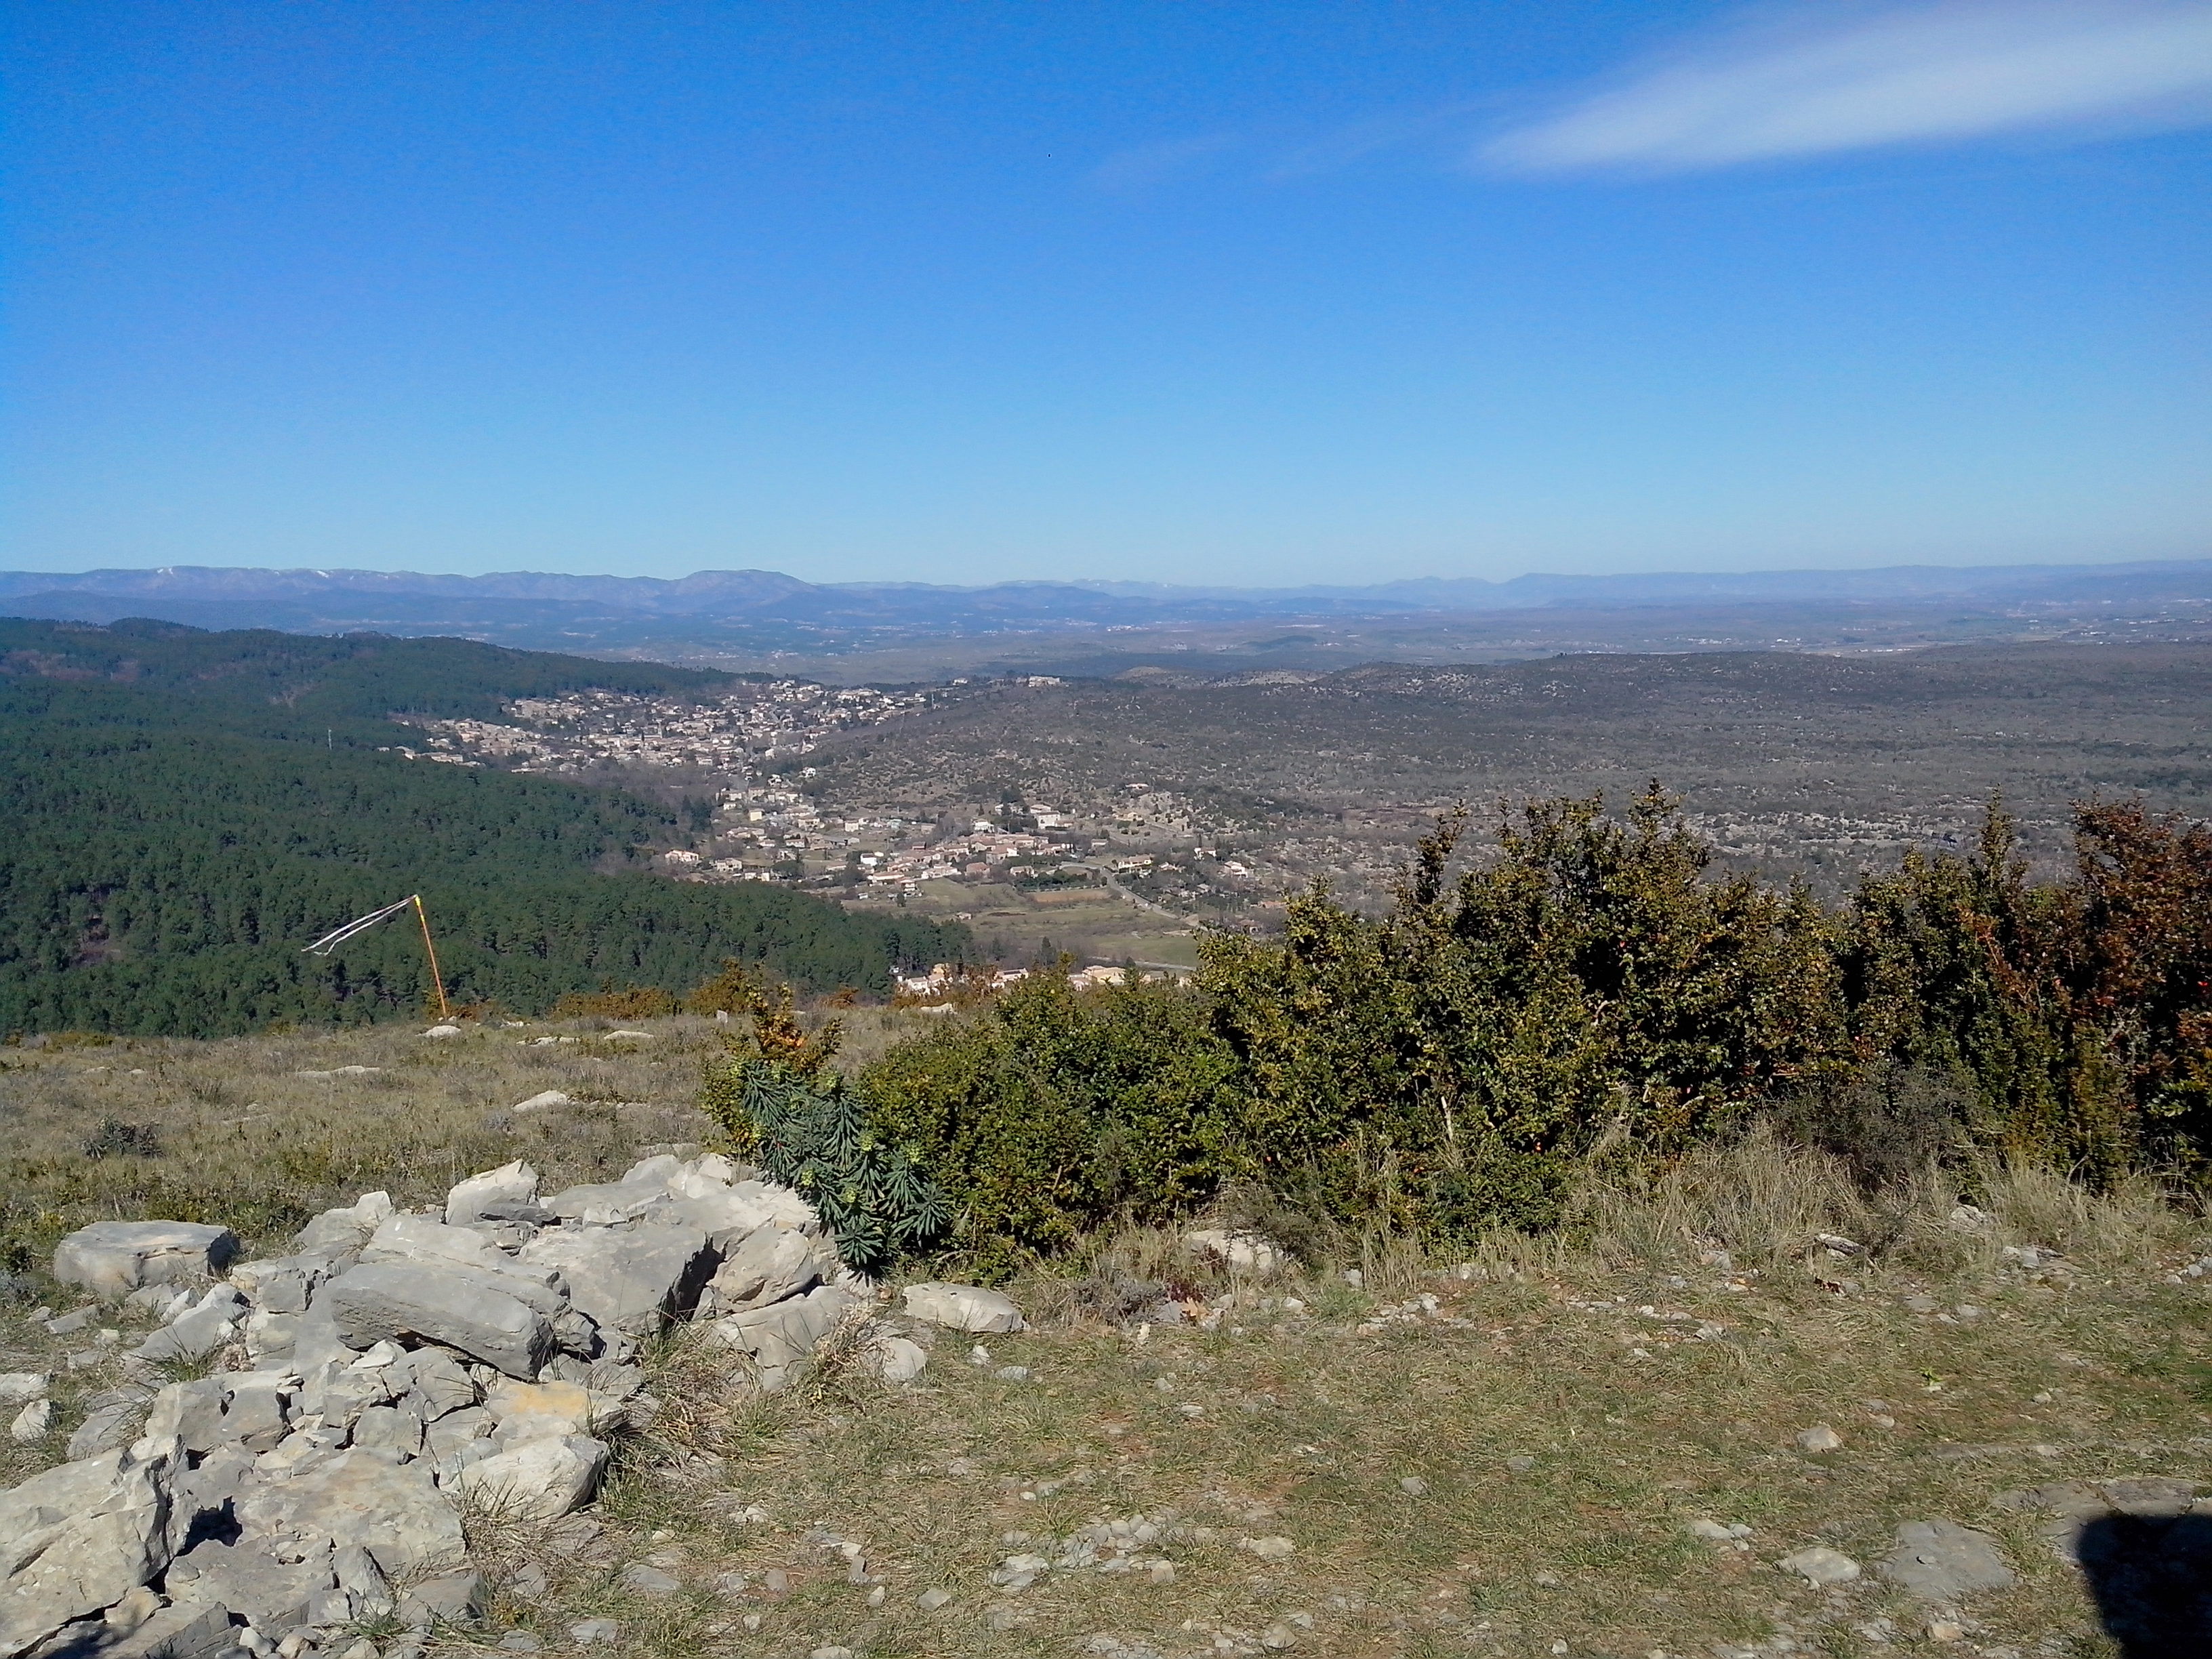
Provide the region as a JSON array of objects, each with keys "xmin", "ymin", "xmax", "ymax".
[{"xmin": 4, "ymin": 1024, "xmax": 2211, "ymax": 1656}]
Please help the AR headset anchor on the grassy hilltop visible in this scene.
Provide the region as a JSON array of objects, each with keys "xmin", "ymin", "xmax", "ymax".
[{"xmin": 2, "ymin": 1013, "xmax": 2207, "ymax": 1656}]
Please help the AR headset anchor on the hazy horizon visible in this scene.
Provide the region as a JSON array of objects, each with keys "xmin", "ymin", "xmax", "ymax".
[{"xmin": 3, "ymin": 549, "xmax": 2209, "ymax": 594}]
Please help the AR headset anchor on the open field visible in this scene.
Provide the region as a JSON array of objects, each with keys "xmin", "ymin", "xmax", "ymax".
[
  {"xmin": 5, "ymin": 1017, "xmax": 2211, "ymax": 1657},
  {"xmin": 846, "ymin": 882, "xmax": 1201, "ymax": 973}
]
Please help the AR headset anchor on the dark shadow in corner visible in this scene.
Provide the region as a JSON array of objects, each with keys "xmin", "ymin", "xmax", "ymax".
[{"xmin": 2078, "ymin": 1513, "xmax": 2212, "ymax": 1655}]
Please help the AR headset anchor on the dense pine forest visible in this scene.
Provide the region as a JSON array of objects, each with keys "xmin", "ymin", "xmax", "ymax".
[{"xmin": 0, "ymin": 617, "xmax": 965, "ymax": 1036}]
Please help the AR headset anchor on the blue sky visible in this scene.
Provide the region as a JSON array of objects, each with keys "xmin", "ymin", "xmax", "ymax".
[{"xmin": 3, "ymin": 1, "xmax": 2208, "ymax": 586}]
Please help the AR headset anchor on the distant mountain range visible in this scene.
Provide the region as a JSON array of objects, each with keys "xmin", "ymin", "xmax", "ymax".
[{"xmin": 3, "ymin": 557, "xmax": 2208, "ymax": 674}]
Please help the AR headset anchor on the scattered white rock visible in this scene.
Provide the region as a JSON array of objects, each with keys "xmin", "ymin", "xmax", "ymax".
[
  {"xmin": 867, "ymin": 1335, "xmax": 929, "ymax": 1384},
  {"xmin": 512, "ymin": 1091, "xmax": 573, "ymax": 1113},
  {"xmin": 1240, "ymin": 1535, "xmax": 1296, "ymax": 1561},
  {"xmin": 1183, "ymin": 1228, "xmax": 1286, "ymax": 1277},
  {"xmin": 1778, "ymin": 1546, "xmax": 1861, "ymax": 1585},
  {"xmin": 422, "ymin": 1024, "xmax": 464, "ymax": 1038},
  {"xmin": 903, "ymin": 1281, "xmax": 1027, "ymax": 1334},
  {"xmin": 1685, "ymin": 1518, "xmax": 1754, "ymax": 1550},
  {"xmin": 0, "ymin": 1372, "xmax": 48, "ymax": 1401}
]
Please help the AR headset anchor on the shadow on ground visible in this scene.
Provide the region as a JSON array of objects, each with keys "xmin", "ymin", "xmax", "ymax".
[{"xmin": 2079, "ymin": 1513, "xmax": 2212, "ymax": 1655}]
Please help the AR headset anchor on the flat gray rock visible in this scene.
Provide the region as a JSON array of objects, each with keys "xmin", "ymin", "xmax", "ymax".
[
  {"xmin": 520, "ymin": 1223, "xmax": 714, "ymax": 1338},
  {"xmin": 359, "ymin": 1213, "xmax": 510, "ymax": 1272},
  {"xmin": 541, "ymin": 1181, "xmax": 669, "ymax": 1227},
  {"xmin": 323, "ymin": 1262, "xmax": 555, "ymax": 1379},
  {"xmin": 129, "ymin": 1301, "xmax": 239, "ymax": 1367},
  {"xmin": 1879, "ymin": 1519, "xmax": 2017, "ymax": 1600},
  {"xmin": 445, "ymin": 1160, "xmax": 539, "ymax": 1227},
  {"xmin": 52, "ymin": 1222, "xmax": 239, "ymax": 1300},
  {"xmin": 233, "ymin": 1448, "xmax": 465, "ymax": 1581},
  {"xmin": 65, "ymin": 1397, "xmax": 150, "ymax": 1461},
  {"xmin": 391, "ymin": 1346, "xmax": 478, "ymax": 1420},
  {"xmin": 226, "ymin": 1254, "xmax": 332, "ymax": 1316},
  {"xmin": 448, "ymin": 1434, "xmax": 609, "ymax": 1520},
  {"xmin": 164, "ymin": 1539, "xmax": 333, "ymax": 1631},
  {"xmin": 1776, "ymin": 1545, "xmax": 1860, "ymax": 1585},
  {"xmin": 663, "ymin": 1181, "xmax": 818, "ymax": 1250},
  {"xmin": 142, "ymin": 1373, "xmax": 290, "ymax": 1456},
  {"xmin": 291, "ymin": 1191, "xmax": 393, "ymax": 1256},
  {"xmin": 714, "ymin": 1284, "xmax": 856, "ymax": 1388}
]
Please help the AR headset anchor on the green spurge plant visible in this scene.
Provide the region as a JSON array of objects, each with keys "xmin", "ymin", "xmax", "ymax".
[
  {"xmin": 699, "ymin": 985, "xmax": 954, "ymax": 1272},
  {"xmin": 729, "ymin": 1061, "xmax": 953, "ymax": 1272}
]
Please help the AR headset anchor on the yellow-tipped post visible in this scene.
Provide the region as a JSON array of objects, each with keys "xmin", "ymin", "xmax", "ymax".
[{"xmin": 413, "ymin": 894, "xmax": 451, "ymax": 1020}]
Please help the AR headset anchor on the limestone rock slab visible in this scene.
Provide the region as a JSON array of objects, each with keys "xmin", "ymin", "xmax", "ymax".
[
  {"xmin": 323, "ymin": 1263, "xmax": 554, "ymax": 1379},
  {"xmin": 445, "ymin": 1161, "xmax": 539, "ymax": 1229},
  {"xmin": 902, "ymin": 1282, "xmax": 1026, "ymax": 1334},
  {"xmin": 1878, "ymin": 1519, "xmax": 2016, "ymax": 1601},
  {"xmin": 233, "ymin": 1449, "xmax": 464, "ymax": 1581},
  {"xmin": 448, "ymin": 1435, "xmax": 609, "ymax": 1520},
  {"xmin": 520, "ymin": 1223, "xmax": 714, "ymax": 1338},
  {"xmin": 53, "ymin": 1224, "xmax": 238, "ymax": 1300},
  {"xmin": 0, "ymin": 1437, "xmax": 180, "ymax": 1658}
]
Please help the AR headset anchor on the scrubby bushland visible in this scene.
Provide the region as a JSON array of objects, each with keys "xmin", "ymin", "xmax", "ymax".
[
  {"xmin": 859, "ymin": 975, "xmax": 1241, "ymax": 1271},
  {"xmin": 835, "ymin": 787, "xmax": 2212, "ymax": 1269},
  {"xmin": 1200, "ymin": 790, "xmax": 1852, "ymax": 1239},
  {"xmin": 1844, "ymin": 798, "xmax": 2212, "ymax": 1183}
]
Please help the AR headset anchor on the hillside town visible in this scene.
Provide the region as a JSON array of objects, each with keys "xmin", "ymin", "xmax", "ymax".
[
  {"xmin": 388, "ymin": 685, "xmax": 1290, "ymax": 927},
  {"xmin": 392, "ymin": 680, "xmax": 943, "ymax": 777}
]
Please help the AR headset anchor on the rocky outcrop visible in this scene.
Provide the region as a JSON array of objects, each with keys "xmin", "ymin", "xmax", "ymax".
[
  {"xmin": 4, "ymin": 1149, "xmax": 1012, "ymax": 1659},
  {"xmin": 0, "ymin": 1436, "xmax": 180, "ymax": 1658}
]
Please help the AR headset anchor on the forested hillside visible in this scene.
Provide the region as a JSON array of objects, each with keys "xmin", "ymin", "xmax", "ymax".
[{"xmin": 0, "ymin": 617, "xmax": 964, "ymax": 1036}]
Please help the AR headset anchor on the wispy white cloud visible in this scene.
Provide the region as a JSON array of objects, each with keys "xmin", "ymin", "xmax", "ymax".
[
  {"xmin": 1265, "ymin": 104, "xmax": 1488, "ymax": 180},
  {"xmin": 1090, "ymin": 133, "xmax": 1243, "ymax": 192},
  {"xmin": 1481, "ymin": 1, "xmax": 2212, "ymax": 174}
]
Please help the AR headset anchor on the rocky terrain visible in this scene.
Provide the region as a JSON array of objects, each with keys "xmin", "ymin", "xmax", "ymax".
[
  {"xmin": 4, "ymin": 1018, "xmax": 2211, "ymax": 1658},
  {"xmin": 1, "ymin": 1132, "xmax": 1023, "ymax": 1659}
]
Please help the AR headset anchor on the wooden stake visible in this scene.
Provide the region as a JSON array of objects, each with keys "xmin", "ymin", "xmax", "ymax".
[{"xmin": 413, "ymin": 894, "xmax": 451, "ymax": 1019}]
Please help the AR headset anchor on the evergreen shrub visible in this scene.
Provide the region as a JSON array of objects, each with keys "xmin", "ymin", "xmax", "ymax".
[{"xmin": 699, "ymin": 789, "xmax": 2212, "ymax": 1272}]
